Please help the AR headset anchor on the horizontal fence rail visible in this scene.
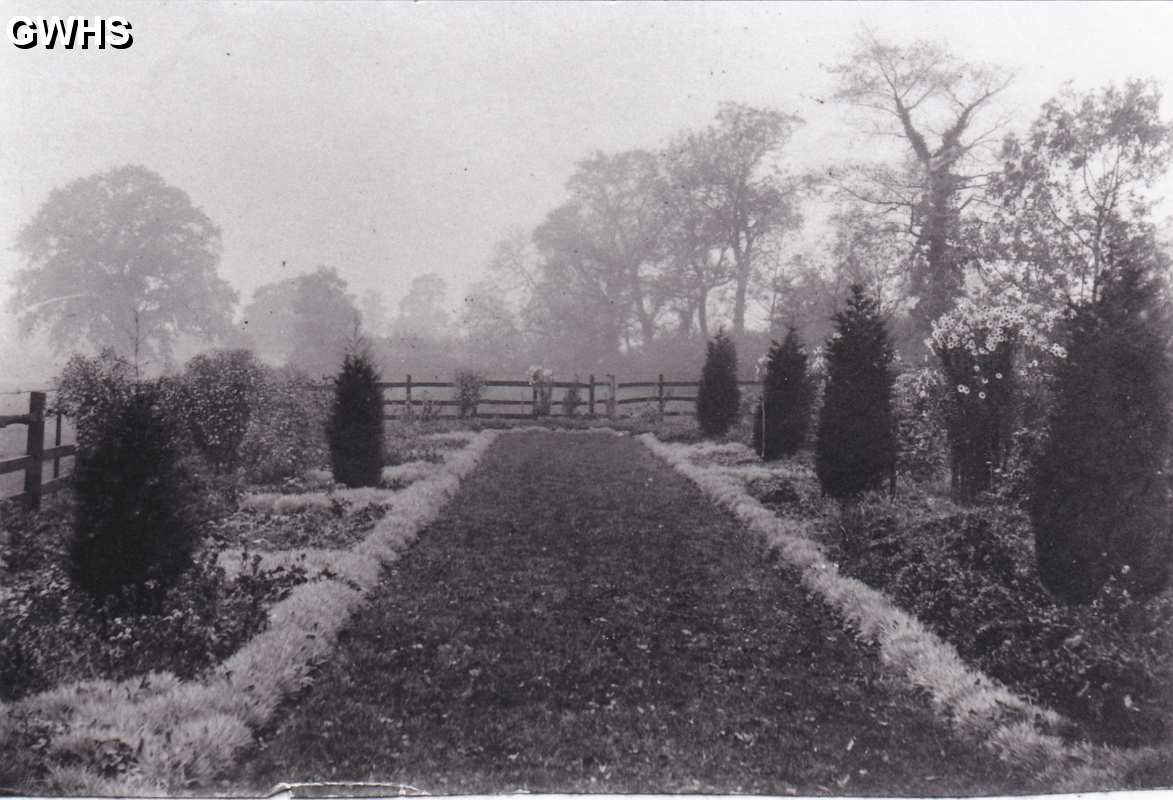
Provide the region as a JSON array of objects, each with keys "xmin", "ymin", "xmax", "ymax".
[
  {"xmin": 0, "ymin": 391, "xmax": 76, "ymax": 508},
  {"xmin": 378, "ymin": 374, "xmax": 760, "ymax": 420}
]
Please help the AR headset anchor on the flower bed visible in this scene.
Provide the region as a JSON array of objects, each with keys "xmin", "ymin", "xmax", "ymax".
[
  {"xmin": 639, "ymin": 435, "xmax": 1167, "ymax": 792},
  {"xmin": 0, "ymin": 429, "xmax": 500, "ymax": 795}
]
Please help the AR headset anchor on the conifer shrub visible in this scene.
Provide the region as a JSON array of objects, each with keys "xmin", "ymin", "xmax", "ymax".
[
  {"xmin": 69, "ymin": 383, "xmax": 199, "ymax": 611},
  {"xmin": 184, "ymin": 349, "xmax": 265, "ymax": 473},
  {"xmin": 752, "ymin": 327, "xmax": 813, "ymax": 460},
  {"xmin": 815, "ymin": 285, "xmax": 897, "ymax": 498},
  {"xmin": 695, "ymin": 328, "xmax": 741, "ymax": 437},
  {"xmin": 327, "ymin": 348, "xmax": 384, "ymax": 487},
  {"xmin": 1030, "ymin": 264, "xmax": 1173, "ymax": 603}
]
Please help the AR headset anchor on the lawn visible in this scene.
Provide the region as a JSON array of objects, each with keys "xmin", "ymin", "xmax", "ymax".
[{"xmin": 231, "ymin": 431, "xmax": 1032, "ymax": 795}]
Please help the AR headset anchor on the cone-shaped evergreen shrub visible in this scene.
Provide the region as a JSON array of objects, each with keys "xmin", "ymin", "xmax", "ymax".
[
  {"xmin": 1030, "ymin": 264, "xmax": 1173, "ymax": 603},
  {"xmin": 815, "ymin": 285, "xmax": 897, "ymax": 498},
  {"xmin": 70, "ymin": 384, "xmax": 198, "ymax": 611},
  {"xmin": 696, "ymin": 328, "xmax": 741, "ymax": 437},
  {"xmin": 327, "ymin": 348, "xmax": 384, "ymax": 487},
  {"xmin": 753, "ymin": 327, "xmax": 814, "ymax": 460}
]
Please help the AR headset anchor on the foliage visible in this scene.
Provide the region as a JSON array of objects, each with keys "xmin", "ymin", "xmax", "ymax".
[
  {"xmin": 835, "ymin": 502, "xmax": 1172, "ymax": 747},
  {"xmin": 69, "ymin": 383, "xmax": 200, "ymax": 611},
  {"xmin": 752, "ymin": 328, "xmax": 813, "ymax": 459},
  {"xmin": 988, "ymin": 79, "xmax": 1173, "ymax": 306},
  {"xmin": 815, "ymin": 285, "xmax": 896, "ymax": 498},
  {"xmin": 562, "ymin": 377, "xmax": 584, "ymax": 417},
  {"xmin": 454, "ymin": 369, "xmax": 485, "ymax": 418},
  {"xmin": 392, "ymin": 273, "xmax": 451, "ymax": 340},
  {"xmin": 1, "ymin": 545, "xmax": 308, "ymax": 702},
  {"xmin": 8, "ymin": 165, "xmax": 236, "ymax": 366},
  {"xmin": 239, "ymin": 366, "xmax": 329, "ymax": 483},
  {"xmin": 183, "ymin": 349, "xmax": 265, "ymax": 472},
  {"xmin": 893, "ymin": 367, "xmax": 949, "ymax": 484},
  {"xmin": 695, "ymin": 329, "xmax": 741, "ymax": 437},
  {"xmin": 327, "ymin": 348, "xmax": 384, "ymax": 487},
  {"xmin": 1030, "ymin": 264, "xmax": 1173, "ymax": 603},
  {"xmin": 929, "ymin": 299, "xmax": 1063, "ymax": 502},
  {"xmin": 53, "ymin": 349, "xmax": 138, "ymax": 449}
]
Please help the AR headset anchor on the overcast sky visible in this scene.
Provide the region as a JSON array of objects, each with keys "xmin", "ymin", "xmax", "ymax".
[{"xmin": 2, "ymin": 0, "xmax": 1171, "ymax": 336}]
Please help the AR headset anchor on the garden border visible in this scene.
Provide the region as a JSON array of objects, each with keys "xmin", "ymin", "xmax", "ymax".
[
  {"xmin": 637, "ymin": 433, "xmax": 1163, "ymax": 792},
  {"xmin": 1, "ymin": 430, "xmax": 502, "ymax": 795}
]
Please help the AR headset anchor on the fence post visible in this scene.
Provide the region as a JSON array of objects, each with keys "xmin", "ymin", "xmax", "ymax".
[
  {"xmin": 405, "ymin": 374, "xmax": 412, "ymax": 418},
  {"xmin": 607, "ymin": 374, "xmax": 617, "ymax": 419},
  {"xmin": 588, "ymin": 374, "xmax": 595, "ymax": 417},
  {"xmin": 657, "ymin": 373, "xmax": 665, "ymax": 418},
  {"xmin": 53, "ymin": 410, "xmax": 63, "ymax": 478},
  {"xmin": 23, "ymin": 391, "xmax": 45, "ymax": 509},
  {"xmin": 532, "ymin": 385, "xmax": 538, "ymax": 418}
]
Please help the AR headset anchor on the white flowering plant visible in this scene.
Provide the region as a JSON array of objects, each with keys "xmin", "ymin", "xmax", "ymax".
[{"xmin": 927, "ymin": 296, "xmax": 1066, "ymax": 502}]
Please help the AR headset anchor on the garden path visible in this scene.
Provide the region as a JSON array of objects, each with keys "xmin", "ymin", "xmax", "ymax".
[{"xmin": 233, "ymin": 431, "xmax": 1028, "ymax": 794}]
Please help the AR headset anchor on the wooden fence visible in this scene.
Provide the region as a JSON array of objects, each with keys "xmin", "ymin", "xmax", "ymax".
[
  {"xmin": 0, "ymin": 391, "xmax": 75, "ymax": 508},
  {"xmin": 381, "ymin": 374, "xmax": 760, "ymax": 419}
]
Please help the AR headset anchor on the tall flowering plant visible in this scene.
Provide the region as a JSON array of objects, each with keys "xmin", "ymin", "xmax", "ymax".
[
  {"xmin": 929, "ymin": 296, "xmax": 1065, "ymax": 502},
  {"xmin": 528, "ymin": 365, "xmax": 554, "ymax": 417}
]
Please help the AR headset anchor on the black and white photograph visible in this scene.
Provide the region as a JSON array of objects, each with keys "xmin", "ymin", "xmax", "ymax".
[{"xmin": 1, "ymin": 1, "xmax": 1172, "ymax": 796}]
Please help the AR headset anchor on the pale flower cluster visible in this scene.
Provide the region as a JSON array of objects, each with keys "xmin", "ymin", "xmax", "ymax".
[{"xmin": 528, "ymin": 365, "xmax": 553, "ymax": 386}]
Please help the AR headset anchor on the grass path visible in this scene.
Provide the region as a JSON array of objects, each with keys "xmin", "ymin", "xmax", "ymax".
[{"xmin": 232, "ymin": 431, "xmax": 1030, "ymax": 794}]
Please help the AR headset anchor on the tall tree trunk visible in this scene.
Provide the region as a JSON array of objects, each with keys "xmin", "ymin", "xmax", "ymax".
[{"xmin": 697, "ymin": 288, "xmax": 710, "ymax": 338}]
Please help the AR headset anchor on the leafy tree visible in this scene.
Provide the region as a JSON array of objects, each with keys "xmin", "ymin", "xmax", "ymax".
[
  {"xmin": 830, "ymin": 33, "xmax": 1012, "ymax": 344},
  {"xmin": 9, "ymin": 165, "xmax": 237, "ymax": 369},
  {"xmin": 988, "ymin": 79, "xmax": 1173, "ymax": 306},
  {"xmin": 815, "ymin": 285, "xmax": 897, "ymax": 498},
  {"xmin": 183, "ymin": 349, "xmax": 265, "ymax": 473},
  {"xmin": 70, "ymin": 382, "xmax": 198, "ymax": 611},
  {"xmin": 1030, "ymin": 263, "xmax": 1172, "ymax": 603},
  {"xmin": 753, "ymin": 328, "xmax": 814, "ymax": 460},
  {"xmin": 327, "ymin": 347, "xmax": 384, "ymax": 487},
  {"xmin": 696, "ymin": 328, "xmax": 741, "ymax": 437}
]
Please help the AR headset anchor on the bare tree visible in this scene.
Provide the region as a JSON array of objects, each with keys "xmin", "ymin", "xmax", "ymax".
[{"xmin": 830, "ymin": 31, "xmax": 1013, "ymax": 338}]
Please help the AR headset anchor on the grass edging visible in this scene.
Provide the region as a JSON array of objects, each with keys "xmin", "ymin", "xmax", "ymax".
[
  {"xmin": 1, "ymin": 430, "xmax": 501, "ymax": 796},
  {"xmin": 637, "ymin": 434, "xmax": 1158, "ymax": 792}
]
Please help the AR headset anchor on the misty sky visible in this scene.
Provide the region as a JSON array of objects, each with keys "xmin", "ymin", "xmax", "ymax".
[{"xmin": 2, "ymin": 1, "xmax": 1171, "ymax": 339}]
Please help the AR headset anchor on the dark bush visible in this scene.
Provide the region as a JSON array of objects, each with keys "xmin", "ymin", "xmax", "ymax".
[
  {"xmin": 327, "ymin": 348, "xmax": 384, "ymax": 487},
  {"xmin": 69, "ymin": 383, "xmax": 199, "ymax": 611},
  {"xmin": 695, "ymin": 328, "xmax": 741, "ymax": 437},
  {"xmin": 753, "ymin": 327, "xmax": 813, "ymax": 460},
  {"xmin": 815, "ymin": 285, "xmax": 897, "ymax": 498},
  {"xmin": 184, "ymin": 349, "xmax": 265, "ymax": 472},
  {"xmin": 1031, "ymin": 264, "xmax": 1173, "ymax": 604}
]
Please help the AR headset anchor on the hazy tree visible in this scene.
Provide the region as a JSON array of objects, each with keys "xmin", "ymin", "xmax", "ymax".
[
  {"xmin": 242, "ymin": 266, "xmax": 360, "ymax": 376},
  {"xmin": 673, "ymin": 104, "xmax": 805, "ymax": 336},
  {"xmin": 460, "ymin": 278, "xmax": 526, "ymax": 371},
  {"xmin": 831, "ymin": 33, "xmax": 1013, "ymax": 342},
  {"xmin": 533, "ymin": 150, "xmax": 669, "ymax": 353},
  {"xmin": 392, "ymin": 273, "xmax": 451, "ymax": 340},
  {"xmin": 359, "ymin": 289, "xmax": 388, "ymax": 338},
  {"xmin": 987, "ymin": 79, "xmax": 1173, "ymax": 305},
  {"xmin": 9, "ymin": 165, "xmax": 236, "ymax": 370}
]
